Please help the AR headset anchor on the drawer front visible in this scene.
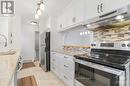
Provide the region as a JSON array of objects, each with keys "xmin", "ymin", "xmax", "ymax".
[
  {"xmin": 63, "ymin": 59, "xmax": 74, "ymax": 69},
  {"xmin": 62, "ymin": 74, "xmax": 74, "ymax": 86},
  {"xmin": 63, "ymin": 55, "xmax": 74, "ymax": 62},
  {"xmin": 51, "ymin": 52, "xmax": 56, "ymax": 56},
  {"xmin": 62, "ymin": 63, "xmax": 74, "ymax": 77},
  {"xmin": 51, "ymin": 65, "xmax": 56, "ymax": 73},
  {"xmin": 51, "ymin": 58, "xmax": 56, "ymax": 66},
  {"xmin": 63, "ymin": 68, "xmax": 74, "ymax": 78}
]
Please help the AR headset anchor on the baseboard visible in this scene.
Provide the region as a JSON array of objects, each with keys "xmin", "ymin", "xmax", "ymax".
[{"xmin": 23, "ymin": 59, "xmax": 34, "ymax": 63}]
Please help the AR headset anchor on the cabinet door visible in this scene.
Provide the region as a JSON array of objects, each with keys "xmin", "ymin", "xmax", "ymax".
[
  {"xmin": 10, "ymin": 75, "xmax": 14, "ymax": 86},
  {"xmin": 102, "ymin": 0, "xmax": 130, "ymax": 14},
  {"xmin": 84, "ymin": 0, "xmax": 101, "ymax": 20},
  {"xmin": 74, "ymin": 0, "xmax": 85, "ymax": 24},
  {"xmin": 51, "ymin": 52, "xmax": 57, "ymax": 73},
  {"xmin": 57, "ymin": 15, "xmax": 64, "ymax": 31},
  {"xmin": 65, "ymin": 1, "xmax": 75, "ymax": 28}
]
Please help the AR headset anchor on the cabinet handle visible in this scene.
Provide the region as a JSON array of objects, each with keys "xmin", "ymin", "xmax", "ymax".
[
  {"xmin": 64, "ymin": 56, "xmax": 69, "ymax": 59},
  {"xmin": 100, "ymin": 3, "xmax": 103, "ymax": 12},
  {"xmin": 97, "ymin": 4, "xmax": 100, "ymax": 13},
  {"xmin": 64, "ymin": 76, "xmax": 68, "ymax": 79},
  {"xmin": 52, "ymin": 59, "xmax": 55, "ymax": 61},
  {"xmin": 53, "ymin": 53, "xmax": 55, "ymax": 55},
  {"xmin": 72, "ymin": 17, "xmax": 76, "ymax": 23},
  {"xmin": 64, "ymin": 65, "xmax": 69, "ymax": 68},
  {"xmin": 60, "ymin": 24, "xmax": 62, "ymax": 28},
  {"xmin": 52, "ymin": 67, "xmax": 55, "ymax": 69}
]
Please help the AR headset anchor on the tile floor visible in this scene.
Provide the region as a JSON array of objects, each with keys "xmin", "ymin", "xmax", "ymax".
[{"xmin": 18, "ymin": 65, "xmax": 66, "ymax": 86}]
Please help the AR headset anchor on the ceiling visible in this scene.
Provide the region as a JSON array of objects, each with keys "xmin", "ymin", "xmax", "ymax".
[{"xmin": 15, "ymin": 0, "xmax": 73, "ymax": 21}]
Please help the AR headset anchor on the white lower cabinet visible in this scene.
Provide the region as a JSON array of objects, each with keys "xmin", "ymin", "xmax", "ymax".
[
  {"xmin": 10, "ymin": 70, "xmax": 17, "ymax": 86},
  {"xmin": 10, "ymin": 75, "xmax": 14, "ymax": 86},
  {"xmin": 51, "ymin": 52, "xmax": 75, "ymax": 86}
]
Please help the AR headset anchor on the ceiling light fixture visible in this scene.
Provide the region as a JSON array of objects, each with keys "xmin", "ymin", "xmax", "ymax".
[
  {"xmin": 34, "ymin": 0, "xmax": 45, "ymax": 20},
  {"xmin": 115, "ymin": 15, "xmax": 124, "ymax": 20},
  {"xmin": 40, "ymin": 2, "xmax": 45, "ymax": 10},
  {"xmin": 30, "ymin": 21, "xmax": 37, "ymax": 25},
  {"xmin": 35, "ymin": 14, "xmax": 39, "ymax": 19},
  {"xmin": 37, "ymin": 9, "xmax": 42, "ymax": 15}
]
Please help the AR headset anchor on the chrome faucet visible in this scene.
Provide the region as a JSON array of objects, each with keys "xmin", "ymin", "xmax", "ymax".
[{"xmin": 0, "ymin": 34, "xmax": 7, "ymax": 47}]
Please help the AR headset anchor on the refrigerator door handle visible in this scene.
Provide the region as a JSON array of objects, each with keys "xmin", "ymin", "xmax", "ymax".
[{"xmin": 45, "ymin": 47, "xmax": 47, "ymax": 52}]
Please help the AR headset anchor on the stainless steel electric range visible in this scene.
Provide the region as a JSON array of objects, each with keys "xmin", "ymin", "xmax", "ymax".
[{"xmin": 74, "ymin": 42, "xmax": 130, "ymax": 86}]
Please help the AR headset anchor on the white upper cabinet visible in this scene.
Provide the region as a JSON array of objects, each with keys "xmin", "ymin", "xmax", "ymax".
[
  {"xmin": 84, "ymin": 0, "xmax": 130, "ymax": 20},
  {"xmin": 84, "ymin": 0, "xmax": 101, "ymax": 20},
  {"xmin": 57, "ymin": 13, "xmax": 65, "ymax": 31},
  {"xmin": 65, "ymin": 1, "xmax": 75, "ymax": 28},
  {"xmin": 102, "ymin": 0, "xmax": 130, "ymax": 14},
  {"xmin": 73, "ymin": 0, "xmax": 85, "ymax": 24},
  {"xmin": 57, "ymin": 0, "xmax": 85, "ymax": 32},
  {"xmin": 57, "ymin": 0, "xmax": 130, "ymax": 32}
]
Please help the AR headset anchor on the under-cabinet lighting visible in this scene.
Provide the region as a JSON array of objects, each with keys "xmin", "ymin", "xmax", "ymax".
[
  {"xmin": 80, "ymin": 32, "xmax": 83, "ymax": 35},
  {"xmin": 86, "ymin": 24, "xmax": 91, "ymax": 27},
  {"xmin": 115, "ymin": 15, "xmax": 124, "ymax": 20},
  {"xmin": 82, "ymin": 32, "xmax": 85, "ymax": 35},
  {"xmin": 85, "ymin": 31, "xmax": 88, "ymax": 35}
]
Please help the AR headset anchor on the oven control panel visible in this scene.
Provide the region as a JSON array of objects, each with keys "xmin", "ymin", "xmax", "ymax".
[{"xmin": 91, "ymin": 41, "xmax": 130, "ymax": 50}]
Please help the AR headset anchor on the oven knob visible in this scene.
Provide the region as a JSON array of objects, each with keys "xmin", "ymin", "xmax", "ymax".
[
  {"xmin": 122, "ymin": 44, "xmax": 126, "ymax": 47},
  {"xmin": 91, "ymin": 44, "xmax": 95, "ymax": 46},
  {"xmin": 127, "ymin": 44, "xmax": 130, "ymax": 47}
]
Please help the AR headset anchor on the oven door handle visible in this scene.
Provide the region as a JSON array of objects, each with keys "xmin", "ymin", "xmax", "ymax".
[{"xmin": 75, "ymin": 59, "xmax": 124, "ymax": 76}]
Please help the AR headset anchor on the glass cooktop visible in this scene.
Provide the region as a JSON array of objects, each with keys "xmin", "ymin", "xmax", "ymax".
[{"xmin": 74, "ymin": 49, "xmax": 130, "ymax": 70}]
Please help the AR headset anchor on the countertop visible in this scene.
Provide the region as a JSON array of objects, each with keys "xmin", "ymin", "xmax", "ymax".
[
  {"xmin": 0, "ymin": 49, "xmax": 20, "ymax": 86},
  {"xmin": 51, "ymin": 49, "xmax": 89, "ymax": 56}
]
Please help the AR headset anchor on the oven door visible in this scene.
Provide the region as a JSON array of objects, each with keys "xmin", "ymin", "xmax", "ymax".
[{"xmin": 75, "ymin": 59, "xmax": 125, "ymax": 86}]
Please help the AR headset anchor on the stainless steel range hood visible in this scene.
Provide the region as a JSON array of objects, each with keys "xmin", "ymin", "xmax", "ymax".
[{"xmin": 84, "ymin": 4, "xmax": 130, "ymax": 30}]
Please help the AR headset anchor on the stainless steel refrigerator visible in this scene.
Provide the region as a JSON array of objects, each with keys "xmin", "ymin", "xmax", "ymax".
[{"xmin": 40, "ymin": 32, "xmax": 50, "ymax": 72}]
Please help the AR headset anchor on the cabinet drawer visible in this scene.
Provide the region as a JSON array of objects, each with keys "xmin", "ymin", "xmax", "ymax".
[
  {"xmin": 63, "ymin": 59, "xmax": 74, "ymax": 68},
  {"xmin": 63, "ymin": 67, "xmax": 74, "ymax": 78},
  {"xmin": 51, "ymin": 58, "xmax": 56, "ymax": 63},
  {"xmin": 51, "ymin": 63, "xmax": 56, "ymax": 72},
  {"xmin": 62, "ymin": 63, "xmax": 74, "ymax": 77},
  {"xmin": 60, "ymin": 54, "xmax": 74, "ymax": 62},
  {"xmin": 62, "ymin": 74, "xmax": 74, "ymax": 86}
]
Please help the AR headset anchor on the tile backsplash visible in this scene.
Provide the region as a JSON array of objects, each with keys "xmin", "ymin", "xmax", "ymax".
[
  {"xmin": 93, "ymin": 25, "xmax": 130, "ymax": 42},
  {"xmin": 63, "ymin": 45, "xmax": 90, "ymax": 52}
]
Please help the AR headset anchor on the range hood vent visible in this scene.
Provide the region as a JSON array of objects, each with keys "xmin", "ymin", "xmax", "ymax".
[{"xmin": 84, "ymin": 4, "xmax": 130, "ymax": 30}]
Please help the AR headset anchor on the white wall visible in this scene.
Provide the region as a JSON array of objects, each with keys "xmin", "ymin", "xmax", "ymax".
[
  {"xmin": 0, "ymin": 17, "xmax": 9, "ymax": 51},
  {"xmin": 8, "ymin": 16, "xmax": 21, "ymax": 49},
  {"xmin": 21, "ymin": 18, "xmax": 36, "ymax": 61}
]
